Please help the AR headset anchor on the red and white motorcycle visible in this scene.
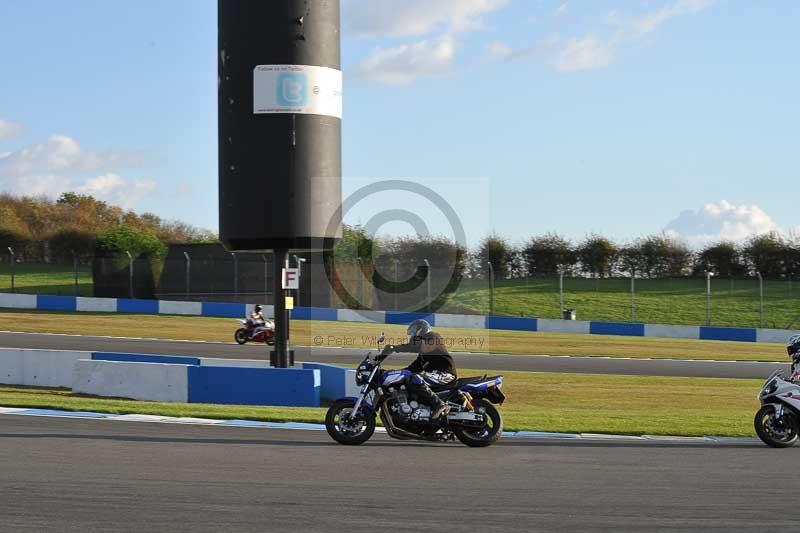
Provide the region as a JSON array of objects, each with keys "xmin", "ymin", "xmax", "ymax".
[{"xmin": 234, "ymin": 319, "xmax": 275, "ymax": 345}]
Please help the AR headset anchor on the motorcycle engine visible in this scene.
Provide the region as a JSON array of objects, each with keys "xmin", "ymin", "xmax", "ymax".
[{"xmin": 389, "ymin": 389, "xmax": 431, "ymax": 422}]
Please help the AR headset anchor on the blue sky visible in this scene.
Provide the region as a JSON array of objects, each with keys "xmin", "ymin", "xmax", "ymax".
[{"xmin": 1, "ymin": 0, "xmax": 798, "ymax": 248}]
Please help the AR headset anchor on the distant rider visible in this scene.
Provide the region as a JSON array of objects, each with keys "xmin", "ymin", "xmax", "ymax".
[
  {"xmin": 381, "ymin": 319, "xmax": 457, "ymax": 419},
  {"xmin": 788, "ymin": 334, "xmax": 800, "ymax": 381},
  {"xmin": 247, "ymin": 305, "xmax": 266, "ymax": 337}
]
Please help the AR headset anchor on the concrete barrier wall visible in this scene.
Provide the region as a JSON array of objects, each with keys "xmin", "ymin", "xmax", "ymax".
[
  {"xmin": 300, "ymin": 362, "xmax": 357, "ymax": 401},
  {"xmin": 73, "ymin": 359, "xmax": 190, "ymax": 402},
  {"xmin": 2, "ymin": 292, "xmax": 798, "ymax": 345},
  {"xmin": 0, "ymin": 348, "xmax": 89, "ymax": 388}
]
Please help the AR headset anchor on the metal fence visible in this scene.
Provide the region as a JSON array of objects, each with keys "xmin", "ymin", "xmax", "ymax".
[{"xmin": 2, "ymin": 249, "xmax": 799, "ymax": 329}]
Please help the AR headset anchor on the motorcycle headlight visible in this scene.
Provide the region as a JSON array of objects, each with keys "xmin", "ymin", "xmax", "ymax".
[{"xmin": 761, "ymin": 379, "xmax": 778, "ymax": 397}]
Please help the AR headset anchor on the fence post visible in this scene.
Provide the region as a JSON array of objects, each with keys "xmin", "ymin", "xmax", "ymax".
[
  {"xmin": 631, "ymin": 271, "xmax": 636, "ymax": 321},
  {"xmin": 73, "ymin": 251, "xmax": 78, "ymax": 296},
  {"xmin": 7, "ymin": 247, "xmax": 15, "ymax": 293},
  {"xmin": 705, "ymin": 271, "xmax": 713, "ymax": 326},
  {"xmin": 231, "ymin": 252, "xmax": 238, "ymax": 299},
  {"xmin": 183, "ymin": 252, "xmax": 191, "ymax": 297},
  {"xmin": 357, "ymin": 258, "xmax": 365, "ymax": 310},
  {"xmin": 262, "ymin": 254, "xmax": 269, "ymax": 303},
  {"xmin": 487, "ymin": 262, "xmax": 494, "ymax": 316},
  {"xmin": 757, "ymin": 272, "xmax": 764, "ymax": 329},
  {"xmin": 393, "ymin": 259, "xmax": 399, "ymax": 311},
  {"xmin": 423, "ymin": 259, "xmax": 431, "ymax": 311},
  {"xmin": 125, "ymin": 251, "xmax": 134, "ymax": 299},
  {"xmin": 559, "ymin": 270, "xmax": 564, "ymax": 315}
]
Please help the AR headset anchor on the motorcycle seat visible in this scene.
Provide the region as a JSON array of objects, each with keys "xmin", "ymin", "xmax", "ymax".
[{"xmin": 430, "ymin": 375, "xmax": 496, "ymax": 392}]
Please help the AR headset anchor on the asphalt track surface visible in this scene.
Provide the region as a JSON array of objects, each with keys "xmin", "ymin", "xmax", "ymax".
[
  {"xmin": 0, "ymin": 414, "xmax": 794, "ymax": 532},
  {"xmin": 0, "ymin": 330, "xmax": 787, "ymax": 379}
]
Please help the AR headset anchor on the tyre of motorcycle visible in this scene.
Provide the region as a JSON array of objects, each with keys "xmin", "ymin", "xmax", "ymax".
[
  {"xmin": 325, "ymin": 399, "xmax": 376, "ymax": 445},
  {"xmin": 234, "ymin": 329, "xmax": 248, "ymax": 345},
  {"xmin": 453, "ymin": 399, "xmax": 503, "ymax": 448},
  {"xmin": 754, "ymin": 404, "xmax": 800, "ymax": 448}
]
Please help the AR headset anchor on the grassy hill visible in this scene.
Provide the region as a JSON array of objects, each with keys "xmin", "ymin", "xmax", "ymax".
[{"xmin": 442, "ymin": 276, "xmax": 800, "ymax": 329}]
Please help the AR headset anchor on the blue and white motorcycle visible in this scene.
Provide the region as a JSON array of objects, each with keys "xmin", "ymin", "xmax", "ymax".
[{"xmin": 325, "ymin": 333, "xmax": 506, "ymax": 447}]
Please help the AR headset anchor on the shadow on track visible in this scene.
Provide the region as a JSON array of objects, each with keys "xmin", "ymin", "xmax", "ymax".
[{"xmin": 500, "ymin": 439, "xmax": 765, "ymax": 450}]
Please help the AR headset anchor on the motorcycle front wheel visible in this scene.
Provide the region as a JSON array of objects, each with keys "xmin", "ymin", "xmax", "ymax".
[
  {"xmin": 325, "ymin": 399, "xmax": 375, "ymax": 445},
  {"xmin": 454, "ymin": 399, "xmax": 503, "ymax": 448},
  {"xmin": 234, "ymin": 329, "xmax": 248, "ymax": 345},
  {"xmin": 755, "ymin": 404, "xmax": 799, "ymax": 448}
]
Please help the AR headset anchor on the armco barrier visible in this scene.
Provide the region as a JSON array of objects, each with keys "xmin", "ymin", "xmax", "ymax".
[
  {"xmin": 2, "ymin": 292, "xmax": 799, "ymax": 345},
  {"xmin": 187, "ymin": 366, "xmax": 320, "ymax": 407},
  {"xmin": 0, "ymin": 348, "xmax": 89, "ymax": 388},
  {"xmin": 73, "ymin": 359, "xmax": 189, "ymax": 403}
]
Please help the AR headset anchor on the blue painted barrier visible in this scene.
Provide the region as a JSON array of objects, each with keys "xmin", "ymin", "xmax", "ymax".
[
  {"xmin": 37, "ymin": 295, "xmax": 77, "ymax": 312},
  {"xmin": 92, "ymin": 352, "xmax": 201, "ymax": 366},
  {"xmin": 699, "ymin": 326, "xmax": 757, "ymax": 343},
  {"xmin": 301, "ymin": 363, "xmax": 349, "ymax": 401},
  {"xmin": 385, "ymin": 311, "xmax": 436, "ymax": 326},
  {"xmin": 117, "ymin": 299, "xmax": 159, "ymax": 314},
  {"xmin": 291, "ymin": 306, "xmax": 338, "ymax": 321},
  {"xmin": 485, "ymin": 316, "xmax": 538, "ymax": 332},
  {"xmin": 590, "ymin": 321, "xmax": 645, "ymax": 337},
  {"xmin": 201, "ymin": 302, "xmax": 246, "ymax": 318},
  {"xmin": 187, "ymin": 366, "xmax": 321, "ymax": 407}
]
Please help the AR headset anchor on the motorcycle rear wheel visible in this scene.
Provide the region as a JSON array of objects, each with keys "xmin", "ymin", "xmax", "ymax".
[
  {"xmin": 234, "ymin": 329, "xmax": 248, "ymax": 345},
  {"xmin": 454, "ymin": 399, "xmax": 503, "ymax": 448},
  {"xmin": 325, "ymin": 399, "xmax": 375, "ymax": 445},
  {"xmin": 755, "ymin": 405, "xmax": 799, "ymax": 448}
]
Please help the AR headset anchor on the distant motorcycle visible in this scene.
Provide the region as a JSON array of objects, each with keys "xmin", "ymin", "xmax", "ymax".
[
  {"xmin": 234, "ymin": 319, "xmax": 275, "ymax": 346},
  {"xmin": 755, "ymin": 369, "xmax": 800, "ymax": 447},
  {"xmin": 325, "ymin": 333, "xmax": 506, "ymax": 447}
]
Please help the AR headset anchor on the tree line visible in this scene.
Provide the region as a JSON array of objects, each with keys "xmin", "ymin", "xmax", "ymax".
[
  {"xmin": 336, "ymin": 228, "xmax": 800, "ymax": 281},
  {"xmin": 0, "ymin": 192, "xmax": 216, "ymax": 263}
]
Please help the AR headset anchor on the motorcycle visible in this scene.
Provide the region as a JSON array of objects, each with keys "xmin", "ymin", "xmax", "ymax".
[
  {"xmin": 234, "ymin": 319, "xmax": 275, "ymax": 345},
  {"xmin": 755, "ymin": 368, "xmax": 800, "ymax": 447},
  {"xmin": 325, "ymin": 333, "xmax": 506, "ymax": 447}
]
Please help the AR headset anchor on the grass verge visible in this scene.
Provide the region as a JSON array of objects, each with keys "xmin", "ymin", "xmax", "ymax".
[
  {"xmin": 0, "ymin": 309, "xmax": 787, "ymax": 361},
  {"xmin": 0, "ymin": 369, "xmax": 761, "ymax": 437}
]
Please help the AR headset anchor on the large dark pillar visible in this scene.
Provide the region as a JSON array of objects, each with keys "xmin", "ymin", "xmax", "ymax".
[{"xmin": 217, "ymin": 0, "xmax": 342, "ymax": 367}]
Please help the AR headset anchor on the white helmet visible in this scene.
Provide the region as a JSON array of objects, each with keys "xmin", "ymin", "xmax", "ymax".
[{"xmin": 787, "ymin": 334, "xmax": 800, "ymax": 364}]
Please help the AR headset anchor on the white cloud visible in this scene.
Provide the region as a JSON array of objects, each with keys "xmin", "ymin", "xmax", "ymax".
[
  {"xmin": 631, "ymin": 0, "xmax": 715, "ymax": 36},
  {"xmin": 0, "ymin": 134, "xmax": 154, "ymax": 207},
  {"xmin": 344, "ymin": 0, "xmax": 507, "ymax": 37},
  {"xmin": 556, "ymin": 3, "xmax": 569, "ymax": 16},
  {"xmin": 355, "ymin": 36, "xmax": 457, "ymax": 85},
  {"xmin": 78, "ymin": 173, "xmax": 157, "ymax": 208},
  {"xmin": 0, "ymin": 118, "xmax": 23, "ymax": 141},
  {"xmin": 487, "ymin": 41, "xmax": 514, "ymax": 60},
  {"xmin": 663, "ymin": 200, "xmax": 781, "ymax": 248},
  {"xmin": 554, "ymin": 36, "xmax": 615, "ymax": 72}
]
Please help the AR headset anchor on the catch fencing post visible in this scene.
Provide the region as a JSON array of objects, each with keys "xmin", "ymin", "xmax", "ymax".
[
  {"xmin": 7, "ymin": 247, "xmax": 14, "ymax": 293},
  {"xmin": 631, "ymin": 271, "xmax": 636, "ymax": 321},
  {"xmin": 294, "ymin": 255, "xmax": 306, "ymax": 307},
  {"xmin": 559, "ymin": 270, "xmax": 565, "ymax": 315},
  {"xmin": 423, "ymin": 259, "xmax": 431, "ymax": 311},
  {"xmin": 73, "ymin": 251, "xmax": 78, "ymax": 296},
  {"xmin": 262, "ymin": 254, "xmax": 269, "ymax": 302},
  {"xmin": 183, "ymin": 252, "xmax": 191, "ymax": 297},
  {"xmin": 757, "ymin": 272, "xmax": 764, "ymax": 329},
  {"xmin": 393, "ymin": 259, "xmax": 399, "ymax": 311},
  {"xmin": 487, "ymin": 262, "xmax": 494, "ymax": 316},
  {"xmin": 705, "ymin": 271, "xmax": 714, "ymax": 326},
  {"xmin": 357, "ymin": 257, "xmax": 365, "ymax": 309},
  {"xmin": 231, "ymin": 252, "xmax": 239, "ymax": 299},
  {"xmin": 125, "ymin": 251, "xmax": 134, "ymax": 298}
]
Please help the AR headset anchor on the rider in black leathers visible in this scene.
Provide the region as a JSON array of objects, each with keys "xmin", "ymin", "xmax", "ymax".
[{"xmin": 382, "ymin": 319, "xmax": 457, "ymax": 419}]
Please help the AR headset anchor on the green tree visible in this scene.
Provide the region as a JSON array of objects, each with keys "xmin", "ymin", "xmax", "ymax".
[
  {"xmin": 523, "ymin": 233, "xmax": 576, "ymax": 276},
  {"xmin": 477, "ymin": 234, "xmax": 513, "ymax": 279},
  {"xmin": 577, "ymin": 235, "xmax": 618, "ymax": 278}
]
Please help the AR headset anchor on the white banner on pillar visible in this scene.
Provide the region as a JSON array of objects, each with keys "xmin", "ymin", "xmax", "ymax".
[{"xmin": 253, "ymin": 64, "xmax": 342, "ymax": 119}]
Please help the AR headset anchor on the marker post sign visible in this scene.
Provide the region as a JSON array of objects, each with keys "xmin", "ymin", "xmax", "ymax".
[{"xmin": 282, "ymin": 268, "xmax": 300, "ymax": 290}]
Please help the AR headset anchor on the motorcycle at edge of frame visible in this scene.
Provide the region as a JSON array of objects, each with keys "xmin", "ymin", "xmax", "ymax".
[
  {"xmin": 325, "ymin": 332, "xmax": 506, "ymax": 447},
  {"xmin": 754, "ymin": 334, "xmax": 800, "ymax": 448},
  {"xmin": 234, "ymin": 319, "xmax": 275, "ymax": 346}
]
